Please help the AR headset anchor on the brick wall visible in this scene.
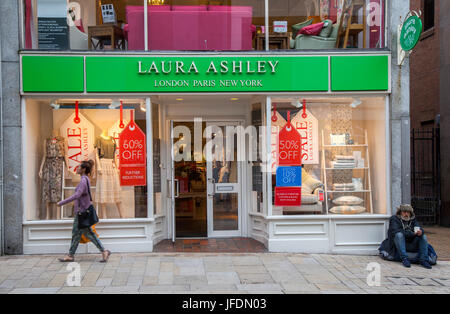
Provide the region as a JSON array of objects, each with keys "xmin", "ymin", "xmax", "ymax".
[{"xmin": 410, "ymin": 0, "xmax": 440, "ymax": 129}]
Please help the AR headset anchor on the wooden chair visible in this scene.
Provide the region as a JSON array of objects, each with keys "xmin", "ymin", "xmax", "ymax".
[{"xmin": 336, "ymin": 0, "xmax": 366, "ymax": 48}]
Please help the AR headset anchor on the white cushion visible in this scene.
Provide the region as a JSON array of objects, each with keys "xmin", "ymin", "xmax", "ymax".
[
  {"xmin": 332, "ymin": 196, "xmax": 364, "ymax": 206},
  {"xmin": 330, "ymin": 206, "xmax": 366, "ymax": 214}
]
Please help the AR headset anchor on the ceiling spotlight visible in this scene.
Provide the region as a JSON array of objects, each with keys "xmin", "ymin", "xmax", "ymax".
[
  {"xmin": 291, "ymin": 99, "xmax": 302, "ymax": 108},
  {"xmin": 350, "ymin": 97, "xmax": 362, "ymax": 108},
  {"xmin": 109, "ymin": 99, "xmax": 121, "ymax": 109},
  {"xmin": 176, "ymin": 98, "xmax": 184, "ymax": 101},
  {"xmin": 140, "ymin": 102, "xmax": 146, "ymax": 112},
  {"xmin": 50, "ymin": 100, "xmax": 60, "ymax": 110},
  {"xmin": 230, "ymin": 98, "xmax": 239, "ymax": 101}
]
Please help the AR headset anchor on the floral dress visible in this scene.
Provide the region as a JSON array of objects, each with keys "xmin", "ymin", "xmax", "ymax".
[{"xmin": 42, "ymin": 136, "xmax": 65, "ymax": 203}]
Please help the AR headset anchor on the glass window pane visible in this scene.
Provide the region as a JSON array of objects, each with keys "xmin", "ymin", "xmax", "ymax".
[
  {"xmin": 267, "ymin": 0, "xmax": 386, "ymax": 51},
  {"xmin": 270, "ymin": 96, "xmax": 387, "ymax": 215},
  {"xmin": 24, "ymin": 98, "xmax": 148, "ymax": 220},
  {"xmin": 23, "ymin": 0, "xmax": 141, "ymax": 51}
]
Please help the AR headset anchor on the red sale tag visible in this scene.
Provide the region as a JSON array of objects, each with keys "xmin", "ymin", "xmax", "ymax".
[
  {"xmin": 278, "ymin": 111, "xmax": 302, "ymax": 166},
  {"xmin": 119, "ymin": 114, "xmax": 146, "ymax": 186},
  {"xmin": 275, "ymin": 187, "xmax": 302, "ymax": 207}
]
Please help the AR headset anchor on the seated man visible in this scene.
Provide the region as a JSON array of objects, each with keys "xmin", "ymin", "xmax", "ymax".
[{"xmin": 379, "ymin": 204, "xmax": 432, "ymax": 269}]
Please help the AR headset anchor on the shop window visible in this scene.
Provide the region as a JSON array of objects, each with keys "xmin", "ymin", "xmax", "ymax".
[
  {"xmin": 423, "ymin": 0, "xmax": 434, "ymax": 31},
  {"xmin": 24, "ymin": 98, "xmax": 149, "ymax": 220},
  {"xmin": 22, "ymin": 0, "xmax": 263, "ymax": 52},
  {"xmin": 268, "ymin": 0, "xmax": 386, "ymax": 50},
  {"xmin": 270, "ymin": 96, "xmax": 387, "ymax": 216},
  {"xmin": 23, "ymin": 0, "xmax": 145, "ymax": 50}
]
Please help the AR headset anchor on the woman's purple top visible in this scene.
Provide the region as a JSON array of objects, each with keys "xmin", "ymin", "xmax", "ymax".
[{"xmin": 58, "ymin": 175, "xmax": 92, "ymax": 214}]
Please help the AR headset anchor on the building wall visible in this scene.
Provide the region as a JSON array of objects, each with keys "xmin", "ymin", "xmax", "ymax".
[
  {"xmin": 1, "ymin": 1, "xmax": 413, "ymax": 254},
  {"xmin": 439, "ymin": 0, "xmax": 450, "ymax": 226},
  {"xmin": 0, "ymin": 0, "xmax": 22, "ymax": 255},
  {"xmin": 390, "ymin": 0, "xmax": 411, "ymax": 208},
  {"xmin": 410, "ymin": 0, "xmax": 440, "ymax": 129}
]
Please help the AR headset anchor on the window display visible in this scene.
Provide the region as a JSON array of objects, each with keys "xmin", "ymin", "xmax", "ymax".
[
  {"xmin": 24, "ymin": 98, "xmax": 149, "ymax": 220},
  {"xmin": 268, "ymin": 0, "xmax": 386, "ymax": 50},
  {"xmin": 270, "ymin": 96, "xmax": 387, "ymax": 216},
  {"xmin": 23, "ymin": 0, "xmax": 386, "ymax": 51}
]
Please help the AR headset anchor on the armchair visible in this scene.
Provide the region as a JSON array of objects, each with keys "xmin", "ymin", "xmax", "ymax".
[
  {"xmin": 276, "ymin": 170, "xmax": 324, "ymax": 215},
  {"xmin": 291, "ymin": 19, "xmax": 339, "ymax": 50}
]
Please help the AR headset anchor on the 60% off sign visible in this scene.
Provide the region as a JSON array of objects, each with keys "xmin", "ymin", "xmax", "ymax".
[{"xmin": 119, "ymin": 120, "xmax": 147, "ymax": 186}]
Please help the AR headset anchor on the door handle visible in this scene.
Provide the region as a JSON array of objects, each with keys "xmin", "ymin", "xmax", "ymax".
[
  {"xmin": 208, "ymin": 178, "xmax": 215, "ymax": 197},
  {"xmin": 174, "ymin": 179, "xmax": 180, "ymax": 198}
]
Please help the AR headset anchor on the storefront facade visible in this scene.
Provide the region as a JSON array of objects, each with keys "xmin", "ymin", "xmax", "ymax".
[{"xmin": 1, "ymin": 1, "xmax": 411, "ymax": 255}]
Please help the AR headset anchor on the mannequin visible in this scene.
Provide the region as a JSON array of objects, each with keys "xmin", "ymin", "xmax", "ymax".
[
  {"xmin": 95, "ymin": 129, "xmax": 124, "ymax": 218},
  {"xmin": 39, "ymin": 129, "xmax": 69, "ymax": 220}
]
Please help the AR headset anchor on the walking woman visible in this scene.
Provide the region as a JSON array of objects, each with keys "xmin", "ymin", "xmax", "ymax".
[{"xmin": 57, "ymin": 160, "xmax": 111, "ymax": 262}]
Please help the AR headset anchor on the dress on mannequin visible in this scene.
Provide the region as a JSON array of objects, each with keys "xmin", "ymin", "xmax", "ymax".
[
  {"xmin": 39, "ymin": 131, "xmax": 68, "ymax": 220},
  {"xmin": 95, "ymin": 132, "xmax": 124, "ymax": 218}
]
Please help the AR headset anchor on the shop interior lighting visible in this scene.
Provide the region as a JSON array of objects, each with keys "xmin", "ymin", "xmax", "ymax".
[
  {"xmin": 50, "ymin": 100, "xmax": 60, "ymax": 110},
  {"xmin": 350, "ymin": 97, "xmax": 362, "ymax": 108},
  {"xmin": 109, "ymin": 99, "xmax": 121, "ymax": 109},
  {"xmin": 176, "ymin": 98, "xmax": 184, "ymax": 101},
  {"xmin": 230, "ymin": 98, "xmax": 239, "ymax": 101},
  {"xmin": 140, "ymin": 102, "xmax": 146, "ymax": 112}
]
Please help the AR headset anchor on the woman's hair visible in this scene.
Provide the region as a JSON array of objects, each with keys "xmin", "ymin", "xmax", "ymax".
[{"xmin": 80, "ymin": 160, "xmax": 94, "ymax": 175}]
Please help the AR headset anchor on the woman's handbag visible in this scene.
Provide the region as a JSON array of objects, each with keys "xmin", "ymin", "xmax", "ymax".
[{"xmin": 77, "ymin": 178, "xmax": 99, "ymax": 229}]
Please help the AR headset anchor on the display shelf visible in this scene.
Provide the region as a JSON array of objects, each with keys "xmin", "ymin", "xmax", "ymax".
[
  {"xmin": 322, "ymin": 144, "xmax": 368, "ymax": 148},
  {"xmin": 321, "ymin": 130, "xmax": 373, "ymax": 214},
  {"xmin": 326, "ymin": 190, "xmax": 372, "ymax": 193},
  {"xmin": 324, "ymin": 167, "xmax": 369, "ymax": 170}
]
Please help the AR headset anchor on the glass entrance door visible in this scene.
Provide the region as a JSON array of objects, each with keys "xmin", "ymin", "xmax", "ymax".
[{"xmin": 206, "ymin": 122, "xmax": 242, "ymax": 237}]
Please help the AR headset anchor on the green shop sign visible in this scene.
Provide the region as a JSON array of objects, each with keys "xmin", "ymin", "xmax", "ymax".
[
  {"xmin": 400, "ymin": 15, "xmax": 423, "ymax": 52},
  {"xmin": 21, "ymin": 55, "xmax": 389, "ymax": 93},
  {"xmin": 86, "ymin": 56, "xmax": 328, "ymax": 93}
]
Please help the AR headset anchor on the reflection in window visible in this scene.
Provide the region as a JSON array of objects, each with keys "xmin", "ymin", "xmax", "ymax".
[{"xmin": 268, "ymin": 0, "xmax": 386, "ymax": 50}]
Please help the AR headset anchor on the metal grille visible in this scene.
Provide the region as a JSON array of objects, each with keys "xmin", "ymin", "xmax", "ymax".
[{"xmin": 410, "ymin": 128, "xmax": 441, "ymax": 225}]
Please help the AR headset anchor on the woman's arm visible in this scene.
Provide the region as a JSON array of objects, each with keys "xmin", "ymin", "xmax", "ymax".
[
  {"xmin": 57, "ymin": 177, "xmax": 87, "ymax": 206},
  {"xmin": 38, "ymin": 142, "xmax": 47, "ymax": 179}
]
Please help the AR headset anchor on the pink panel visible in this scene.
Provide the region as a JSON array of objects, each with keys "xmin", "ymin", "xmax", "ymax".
[
  {"xmin": 172, "ymin": 5, "xmax": 208, "ymax": 11},
  {"xmin": 208, "ymin": 5, "xmax": 252, "ymax": 14},
  {"xmin": 148, "ymin": 5, "xmax": 171, "ymax": 12},
  {"xmin": 148, "ymin": 12, "xmax": 175, "ymax": 50},
  {"xmin": 127, "ymin": 11, "xmax": 145, "ymax": 50}
]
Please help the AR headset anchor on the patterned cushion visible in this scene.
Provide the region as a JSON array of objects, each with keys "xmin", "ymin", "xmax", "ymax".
[{"xmin": 329, "ymin": 206, "xmax": 366, "ymax": 214}]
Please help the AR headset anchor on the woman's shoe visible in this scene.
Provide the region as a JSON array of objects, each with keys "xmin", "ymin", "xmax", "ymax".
[
  {"xmin": 58, "ymin": 255, "xmax": 74, "ymax": 262},
  {"xmin": 100, "ymin": 250, "xmax": 111, "ymax": 263}
]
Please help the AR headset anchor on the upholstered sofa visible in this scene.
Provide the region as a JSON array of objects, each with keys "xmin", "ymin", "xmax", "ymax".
[
  {"xmin": 125, "ymin": 5, "xmax": 253, "ymax": 51},
  {"xmin": 290, "ymin": 19, "xmax": 339, "ymax": 50},
  {"xmin": 274, "ymin": 170, "xmax": 324, "ymax": 215}
]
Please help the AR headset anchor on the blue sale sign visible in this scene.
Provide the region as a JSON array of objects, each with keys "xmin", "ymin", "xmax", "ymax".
[{"xmin": 276, "ymin": 166, "xmax": 302, "ymax": 187}]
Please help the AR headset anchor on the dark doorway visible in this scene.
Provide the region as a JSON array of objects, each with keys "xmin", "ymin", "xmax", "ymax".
[{"xmin": 410, "ymin": 128, "xmax": 441, "ymax": 225}]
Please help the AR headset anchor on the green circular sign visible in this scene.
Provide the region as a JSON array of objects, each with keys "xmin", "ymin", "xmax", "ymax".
[{"xmin": 400, "ymin": 15, "xmax": 423, "ymax": 51}]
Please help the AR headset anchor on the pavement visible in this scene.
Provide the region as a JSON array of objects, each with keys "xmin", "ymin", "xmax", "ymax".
[
  {"xmin": 424, "ymin": 226, "xmax": 450, "ymax": 261},
  {"xmin": 1, "ymin": 252, "xmax": 450, "ymax": 294}
]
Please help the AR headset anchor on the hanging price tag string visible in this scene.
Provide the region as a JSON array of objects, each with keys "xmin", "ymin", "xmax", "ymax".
[
  {"xmin": 119, "ymin": 101, "xmax": 125, "ymax": 128},
  {"xmin": 285, "ymin": 111, "xmax": 293, "ymax": 131},
  {"xmin": 73, "ymin": 101, "xmax": 80, "ymax": 124},
  {"xmin": 128, "ymin": 109, "xmax": 136, "ymax": 131},
  {"xmin": 271, "ymin": 104, "xmax": 278, "ymax": 122},
  {"xmin": 302, "ymin": 99, "xmax": 307, "ymax": 119}
]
